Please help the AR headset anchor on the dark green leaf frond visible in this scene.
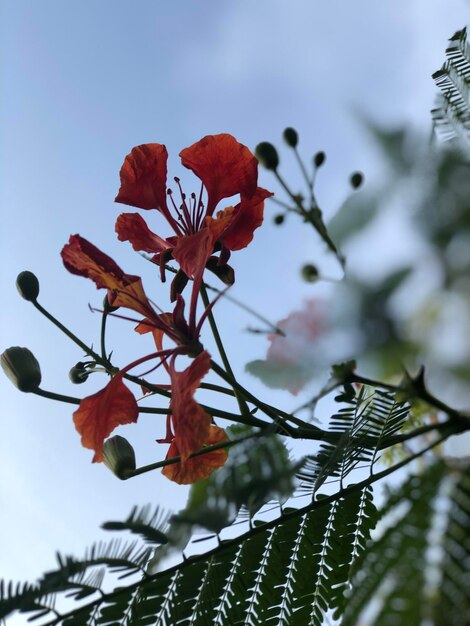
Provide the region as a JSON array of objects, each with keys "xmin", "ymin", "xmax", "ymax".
[
  {"xmin": 1, "ymin": 479, "xmax": 381, "ymax": 625},
  {"xmin": 342, "ymin": 460, "xmax": 470, "ymax": 626},
  {"xmin": 297, "ymin": 387, "xmax": 409, "ymax": 495}
]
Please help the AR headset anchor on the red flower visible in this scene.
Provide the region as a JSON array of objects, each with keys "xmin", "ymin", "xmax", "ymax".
[
  {"xmin": 115, "ymin": 134, "xmax": 272, "ymax": 282},
  {"xmin": 61, "ymin": 234, "xmax": 195, "ymax": 347},
  {"xmin": 160, "ymin": 350, "xmax": 228, "ymax": 484}
]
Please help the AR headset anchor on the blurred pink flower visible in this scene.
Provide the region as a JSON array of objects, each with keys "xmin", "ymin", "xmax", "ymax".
[{"xmin": 247, "ymin": 300, "xmax": 324, "ymax": 395}]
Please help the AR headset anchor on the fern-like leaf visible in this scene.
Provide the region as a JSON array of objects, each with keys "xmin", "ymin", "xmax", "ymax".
[
  {"xmin": 1, "ymin": 480, "xmax": 380, "ymax": 625},
  {"xmin": 341, "ymin": 459, "xmax": 470, "ymax": 626},
  {"xmin": 101, "ymin": 504, "xmax": 169, "ymax": 545},
  {"xmin": 297, "ymin": 387, "xmax": 409, "ymax": 496},
  {"xmin": 432, "ymin": 27, "xmax": 470, "ymax": 141}
]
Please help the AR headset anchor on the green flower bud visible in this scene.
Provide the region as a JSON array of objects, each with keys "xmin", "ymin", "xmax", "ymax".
[
  {"xmin": 102, "ymin": 435, "xmax": 136, "ymax": 480},
  {"xmin": 1, "ymin": 346, "xmax": 42, "ymax": 392},
  {"xmin": 69, "ymin": 362, "xmax": 89, "ymax": 384},
  {"xmin": 283, "ymin": 127, "xmax": 298, "ymax": 148},
  {"xmin": 255, "ymin": 142, "xmax": 279, "ymax": 170},
  {"xmin": 313, "ymin": 151, "xmax": 326, "ymax": 168},
  {"xmin": 16, "ymin": 271, "xmax": 39, "ymax": 302},
  {"xmin": 273, "ymin": 214, "xmax": 285, "ymax": 225},
  {"xmin": 350, "ymin": 171, "xmax": 364, "ymax": 189},
  {"xmin": 301, "ymin": 264, "xmax": 319, "ymax": 283},
  {"xmin": 103, "ymin": 294, "xmax": 120, "ymax": 313}
]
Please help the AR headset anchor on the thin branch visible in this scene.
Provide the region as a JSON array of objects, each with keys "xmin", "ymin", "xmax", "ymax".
[
  {"xmin": 200, "ymin": 283, "xmax": 251, "ymax": 419},
  {"xmin": 128, "ymin": 431, "xmax": 263, "ymax": 478}
]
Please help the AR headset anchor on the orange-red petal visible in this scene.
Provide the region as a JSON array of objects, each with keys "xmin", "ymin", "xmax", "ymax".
[
  {"xmin": 168, "ymin": 351, "xmax": 211, "ymax": 460},
  {"xmin": 180, "ymin": 134, "xmax": 258, "ymax": 215},
  {"xmin": 206, "ymin": 187, "xmax": 273, "ymax": 251},
  {"xmin": 172, "ymin": 228, "xmax": 215, "ymax": 279},
  {"xmin": 135, "ymin": 318, "xmax": 165, "ymax": 351},
  {"xmin": 73, "ymin": 375, "xmax": 138, "ymax": 463},
  {"xmin": 115, "ymin": 144, "xmax": 168, "ymax": 211},
  {"xmin": 61, "ymin": 235, "xmax": 155, "ymax": 319},
  {"xmin": 162, "ymin": 425, "xmax": 228, "ymax": 484},
  {"xmin": 116, "ymin": 213, "xmax": 172, "ymax": 254}
]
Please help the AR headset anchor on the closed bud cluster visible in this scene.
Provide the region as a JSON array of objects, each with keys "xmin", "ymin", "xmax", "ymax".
[
  {"xmin": 1, "ymin": 346, "xmax": 42, "ymax": 392},
  {"xmin": 16, "ymin": 271, "xmax": 40, "ymax": 302},
  {"xmin": 69, "ymin": 362, "xmax": 89, "ymax": 384},
  {"xmin": 255, "ymin": 142, "xmax": 279, "ymax": 170},
  {"xmin": 283, "ymin": 127, "xmax": 299, "ymax": 148},
  {"xmin": 102, "ymin": 435, "xmax": 136, "ymax": 480}
]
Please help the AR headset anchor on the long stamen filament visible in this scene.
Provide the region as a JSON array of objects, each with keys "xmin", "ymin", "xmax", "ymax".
[
  {"xmin": 174, "ymin": 177, "xmax": 195, "ymax": 234},
  {"xmin": 195, "ymin": 182, "xmax": 205, "ymax": 229},
  {"xmin": 167, "ymin": 189, "xmax": 189, "ymax": 235},
  {"xmin": 155, "ymin": 191, "xmax": 184, "ymax": 237},
  {"xmin": 190, "ymin": 192, "xmax": 198, "ymax": 227},
  {"xmin": 136, "ymin": 351, "xmax": 172, "ymax": 378}
]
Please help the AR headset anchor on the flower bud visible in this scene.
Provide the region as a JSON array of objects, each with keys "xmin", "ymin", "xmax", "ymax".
[
  {"xmin": 16, "ymin": 271, "xmax": 39, "ymax": 302},
  {"xmin": 283, "ymin": 127, "xmax": 298, "ymax": 148},
  {"xmin": 255, "ymin": 142, "xmax": 279, "ymax": 170},
  {"xmin": 69, "ymin": 362, "xmax": 89, "ymax": 384},
  {"xmin": 273, "ymin": 214, "xmax": 285, "ymax": 225},
  {"xmin": 1, "ymin": 346, "xmax": 42, "ymax": 392},
  {"xmin": 103, "ymin": 294, "xmax": 120, "ymax": 313},
  {"xmin": 350, "ymin": 171, "xmax": 364, "ymax": 189},
  {"xmin": 301, "ymin": 264, "xmax": 319, "ymax": 283},
  {"xmin": 102, "ymin": 435, "xmax": 136, "ymax": 480},
  {"xmin": 313, "ymin": 151, "xmax": 326, "ymax": 168}
]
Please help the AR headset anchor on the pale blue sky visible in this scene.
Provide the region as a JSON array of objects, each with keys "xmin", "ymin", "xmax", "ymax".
[{"xmin": 1, "ymin": 0, "xmax": 469, "ymax": 601}]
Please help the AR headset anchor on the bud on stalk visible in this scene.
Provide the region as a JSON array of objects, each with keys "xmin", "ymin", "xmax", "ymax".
[
  {"xmin": 102, "ymin": 435, "xmax": 136, "ymax": 479},
  {"xmin": 1, "ymin": 347, "xmax": 42, "ymax": 392},
  {"xmin": 255, "ymin": 142, "xmax": 279, "ymax": 170},
  {"xmin": 16, "ymin": 271, "xmax": 40, "ymax": 302},
  {"xmin": 283, "ymin": 127, "xmax": 299, "ymax": 148}
]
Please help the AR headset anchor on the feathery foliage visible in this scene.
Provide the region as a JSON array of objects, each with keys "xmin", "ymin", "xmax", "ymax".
[
  {"xmin": 297, "ymin": 385, "xmax": 409, "ymax": 495},
  {"xmin": 341, "ymin": 459, "xmax": 470, "ymax": 626},
  {"xmin": 1, "ymin": 387, "xmax": 417, "ymax": 625},
  {"xmin": 432, "ymin": 27, "xmax": 470, "ymax": 141}
]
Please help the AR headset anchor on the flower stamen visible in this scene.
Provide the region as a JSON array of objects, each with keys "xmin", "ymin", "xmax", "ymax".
[
  {"xmin": 195, "ymin": 182, "xmax": 205, "ymax": 228},
  {"xmin": 167, "ymin": 188, "xmax": 189, "ymax": 235},
  {"xmin": 174, "ymin": 177, "xmax": 195, "ymax": 234}
]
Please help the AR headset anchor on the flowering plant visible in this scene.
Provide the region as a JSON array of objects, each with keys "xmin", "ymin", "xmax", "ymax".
[
  {"xmin": 3, "ymin": 28, "xmax": 470, "ymax": 623},
  {"xmin": 8, "ymin": 134, "xmax": 273, "ymax": 484}
]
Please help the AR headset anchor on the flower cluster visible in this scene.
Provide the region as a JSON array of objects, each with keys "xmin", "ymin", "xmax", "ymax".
[{"xmin": 59, "ymin": 134, "xmax": 271, "ymax": 483}]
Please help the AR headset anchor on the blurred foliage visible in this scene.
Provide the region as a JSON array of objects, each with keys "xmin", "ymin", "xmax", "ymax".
[
  {"xmin": 171, "ymin": 425, "xmax": 301, "ymax": 533},
  {"xmin": 342, "ymin": 459, "xmax": 470, "ymax": 626},
  {"xmin": 330, "ymin": 128, "xmax": 470, "ymax": 385}
]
